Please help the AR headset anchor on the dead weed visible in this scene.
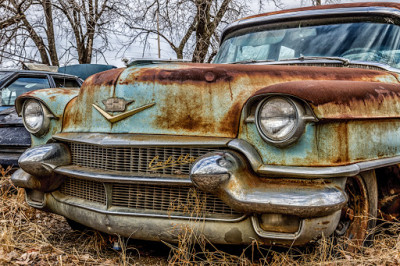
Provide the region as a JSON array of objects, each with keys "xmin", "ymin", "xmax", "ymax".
[{"xmin": 2, "ymin": 167, "xmax": 400, "ymax": 265}]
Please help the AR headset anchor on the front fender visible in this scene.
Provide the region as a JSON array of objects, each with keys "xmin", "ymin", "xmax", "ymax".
[
  {"xmin": 15, "ymin": 88, "xmax": 80, "ymax": 118},
  {"xmin": 15, "ymin": 88, "xmax": 80, "ymax": 146}
]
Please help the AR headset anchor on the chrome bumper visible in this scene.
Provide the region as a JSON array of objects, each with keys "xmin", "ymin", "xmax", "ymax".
[
  {"xmin": 41, "ymin": 193, "xmax": 340, "ymax": 245},
  {"xmin": 190, "ymin": 151, "xmax": 347, "ymax": 217},
  {"xmin": 12, "ymin": 141, "xmax": 349, "ymax": 245}
]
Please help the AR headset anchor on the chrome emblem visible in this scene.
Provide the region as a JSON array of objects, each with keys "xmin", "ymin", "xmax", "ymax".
[
  {"xmin": 148, "ymin": 154, "xmax": 197, "ymax": 171},
  {"xmin": 93, "ymin": 97, "xmax": 155, "ymax": 123},
  {"xmin": 102, "ymin": 97, "xmax": 134, "ymax": 112}
]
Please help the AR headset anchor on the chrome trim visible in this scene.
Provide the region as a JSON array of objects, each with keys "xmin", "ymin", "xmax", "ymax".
[
  {"xmin": 253, "ymin": 59, "xmax": 400, "ymax": 74},
  {"xmin": 190, "ymin": 151, "xmax": 348, "ymax": 217},
  {"xmin": 221, "ymin": 6, "xmax": 400, "ymax": 43},
  {"xmin": 55, "ymin": 165, "xmax": 193, "ymax": 185},
  {"xmin": 251, "ymin": 216, "xmax": 304, "ymax": 240},
  {"xmin": 22, "ymin": 99, "xmax": 54, "ymax": 136},
  {"xmin": 18, "ymin": 143, "xmax": 71, "ymax": 177},
  {"xmin": 53, "ymin": 133, "xmax": 231, "ymax": 147},
  {"xmin": 128, "ymin": 58, "xmax": 191, "ymax": 66},
  {"xmin": 228, "ymin": 139, "xmax": 400, "ymax": 178},
  {"xmin": 50, "ymin": 193, "xmax": 247, "ymax": 222}
]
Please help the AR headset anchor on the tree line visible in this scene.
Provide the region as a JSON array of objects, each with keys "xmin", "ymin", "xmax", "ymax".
[{"xmin": 0, "ymin": 0, "xmax": 338, "ymax": 67}]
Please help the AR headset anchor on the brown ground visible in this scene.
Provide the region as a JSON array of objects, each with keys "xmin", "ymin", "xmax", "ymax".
[{"xmin": 2, "ymin": 167, "xmax": 400, "ymax": 265}]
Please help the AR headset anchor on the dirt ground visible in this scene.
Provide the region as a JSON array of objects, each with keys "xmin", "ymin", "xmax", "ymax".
[{"xmin": 2, "ymin": 170, "xmax": 400, "ymax": 265}]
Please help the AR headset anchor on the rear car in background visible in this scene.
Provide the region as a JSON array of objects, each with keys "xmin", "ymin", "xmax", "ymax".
[
  {"xmin": 0, "ymin": 70, "xmax": 82, "ymax": 169},
  {"xmin": 11, "ymin": 2, "xmax": 400, "ymax": 248}
]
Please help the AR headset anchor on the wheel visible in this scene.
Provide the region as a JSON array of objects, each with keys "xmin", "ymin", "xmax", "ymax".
[
  {"xmin": 335, "ymin": 170, "xmax": 378, "ymax": 251},
  {"xmin": 66, "ymin": 218, "xmax": 90, "ymax": 232}
]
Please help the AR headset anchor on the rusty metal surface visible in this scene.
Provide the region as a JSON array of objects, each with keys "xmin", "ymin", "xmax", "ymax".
[
  {"xmin": 240, "ymin": 2, "xmax": 400, "ymax": 22},
  {"xmin": 61, "ymin": 63, "xmax": 398, "ymax": 138},
  {"xmin": 252, "ymin": 80, "xmax": 400, "ymax": 119},
  {"xmin": 15, "ymin": 88, "xmax": 80, "ymax": 118}
]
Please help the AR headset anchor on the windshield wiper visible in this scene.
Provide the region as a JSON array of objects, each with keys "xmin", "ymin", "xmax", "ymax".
[
  {"xmin": 231, "ymin": 59, "xmax": 275, "ymax": 64},
  {"xmin": 279, "ymin": 56, "xmax": 350, "ymax": 65}
]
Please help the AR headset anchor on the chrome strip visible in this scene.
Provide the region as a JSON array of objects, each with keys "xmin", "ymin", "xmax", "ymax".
[
  {"xmin": 253, "ymin": 60, "xmax": 400, "ymax": 74},
  {"xmin": 228, "ymin": 139, "xmax": 400, "ymax": 178},
  {"xmin": 222, "ymin": 7, "xmax": 400, "ymax": 42},
  {"xmin": 53, "ymin": 133, "xmax": 231, "ymax": 147},
  {"xmin": 50, "ymin": 193, "xmax": 247, "ymax": 222},
  {"xmin": 54, "ymin": 165, "xmax": 193, "ymax": 185}
]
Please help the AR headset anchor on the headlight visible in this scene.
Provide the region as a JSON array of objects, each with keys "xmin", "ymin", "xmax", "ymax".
[
  {"xmin": 22, "ymin": 99, "xmax": 50, "ymax": 136},
  {"xmin": 256, "ymin": 96, "xmax": 306, "ymax": 146}
]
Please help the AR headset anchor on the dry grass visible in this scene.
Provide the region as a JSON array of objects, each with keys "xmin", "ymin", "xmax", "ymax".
[{"xmin": 2, "ymin": 167, "xmax": 400, "ymax": 265}]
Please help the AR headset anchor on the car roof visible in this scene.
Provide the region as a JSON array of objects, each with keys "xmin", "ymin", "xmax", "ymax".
[
  {"xmin": 221, "ymin": 2, "xmax": 400, "ymax": 43},
  {"xmin": 239, "ymin": 2, "xmax": 400, "ymax": 21},
  {"xmin": 0, "ymin": 69, "xmax": 79, "ymax": 79}
]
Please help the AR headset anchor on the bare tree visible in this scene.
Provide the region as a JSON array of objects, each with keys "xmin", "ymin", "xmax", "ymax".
[
  {"xmin": 123, "ymin": 0, "xmax": 249, "ymax": 63},
  {"xmin": 54, "ymin": 0, "xmax": 120, "ymax": 64},
  {"xmin": 0, "ymin": 0, "xmax": 123, "ymax": 67}
]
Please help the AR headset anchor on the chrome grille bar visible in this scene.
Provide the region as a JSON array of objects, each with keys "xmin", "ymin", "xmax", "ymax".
[
  {"xmin": 58, "ymin": 177, "xmax": 241, "ymax": 219},
  {"xmin": 59, "ymin": 177, "xmax": 106, "ymax": 205},
  {"xmin": 112, "ymin": 183, "xmax": 240, "ymax": 216},
  {"xmin": 68, "ymin": 142, "xmax": 219, "ymax": 176}
]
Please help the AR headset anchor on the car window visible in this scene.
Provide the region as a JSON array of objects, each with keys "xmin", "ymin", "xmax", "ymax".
[
  {"xmin": 53, "ymin": 77, "xmax": 81, "ymax": 88},
  {"xmin": 0, "ymin": 76, "xmax": 50, "ymax": 106}
]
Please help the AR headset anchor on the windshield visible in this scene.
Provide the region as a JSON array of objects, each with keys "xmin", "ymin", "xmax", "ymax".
[{"xmin": 214, "ymin": 19, "xmax": 400, "ymax": 69}]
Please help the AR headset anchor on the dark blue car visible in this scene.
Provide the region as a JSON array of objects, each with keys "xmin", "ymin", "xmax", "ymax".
[{"xmin": 0, "ymin": 70, "xmax": 83, "ymax": 169}]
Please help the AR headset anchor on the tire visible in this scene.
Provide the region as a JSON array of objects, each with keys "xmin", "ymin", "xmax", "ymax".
[{"xmin": 335, "ymin": 170, "xmax": 378, "ymax": 251}]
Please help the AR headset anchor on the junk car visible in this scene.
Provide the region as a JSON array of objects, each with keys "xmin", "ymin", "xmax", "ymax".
[
  {"xmin": 0, "ymin": 69, "xmax": 82, "ymax": 169},
  {"xmin": 11, "ymin": 2, "xmax": 400, "ymax": 247}
]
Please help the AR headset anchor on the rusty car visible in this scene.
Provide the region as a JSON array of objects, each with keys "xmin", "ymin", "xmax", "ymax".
[{"xmin": 11, "ymin": 2, "xmax": 400, "ymax": 247}]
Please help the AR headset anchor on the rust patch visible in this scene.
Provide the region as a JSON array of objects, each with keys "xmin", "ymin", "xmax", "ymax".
[
  {"xmin": 62, "ymin": 68, "xmax": 125, "ymax": 130},
  {"xmin": 82, "ymin": 68, "xmax": 125, "ymax": 87},
  {"xmin": 62, "ymin": 98, "xmax": 79, "ymax": 129},
  {"xmin": 125, "ymin": 66, "xmax": 233, "ymax": 85},
  {"xmin": 224, "ymin": 228, "xmax": 242, "ymax": 243},
  {"xmin": 253, "ymin": 81, "xmax": 400, "ymax": 106},
  {"xmin": 131, "ymin": 64, "xmax": 397, "ymax": 86}
]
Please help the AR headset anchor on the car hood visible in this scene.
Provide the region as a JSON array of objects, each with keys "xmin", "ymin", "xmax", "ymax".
[{"xmin": 61, "ymin": 63, "xmax": 400, "ymax": 138}]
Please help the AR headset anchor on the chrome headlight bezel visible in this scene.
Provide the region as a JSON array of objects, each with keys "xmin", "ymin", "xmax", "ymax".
[
  {"xmin": 255, "ymin": 96, "xmax": 312, "ymax": 147},
  {"xmin": 22, "ymin": 99, "xmax": 51, "ymax": 136}
]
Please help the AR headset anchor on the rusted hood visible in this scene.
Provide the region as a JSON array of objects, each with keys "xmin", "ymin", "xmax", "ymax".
[{"xmin": 62, "ymin": 63, "xmax": 400, "ymax": 138}]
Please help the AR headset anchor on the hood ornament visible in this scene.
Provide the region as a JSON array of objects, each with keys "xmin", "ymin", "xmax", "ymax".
[
  {"xmin": 102, "ymin": 97, "xmax": 134, "ymax": 112},
  {"xmin": 93, "ymin": 97, "xmax": 155, "ymax": 123}
]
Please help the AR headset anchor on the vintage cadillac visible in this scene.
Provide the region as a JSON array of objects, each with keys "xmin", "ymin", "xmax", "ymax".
[{"xmin": 11, "ymin": 2, "xmax": 400, "ymax": 247}]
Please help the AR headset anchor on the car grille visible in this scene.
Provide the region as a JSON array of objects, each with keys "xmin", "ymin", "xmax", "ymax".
[
  {"xmin": 59, "ymin": 177, "xmax": 106, "ymax": 205},
  {"xmin": 58, "ymin": 177, "xmax": 241, "ymax": 219},
  {"xmin": 68, "ymin": 142, "xmax": 218, "ymax": 176}
]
